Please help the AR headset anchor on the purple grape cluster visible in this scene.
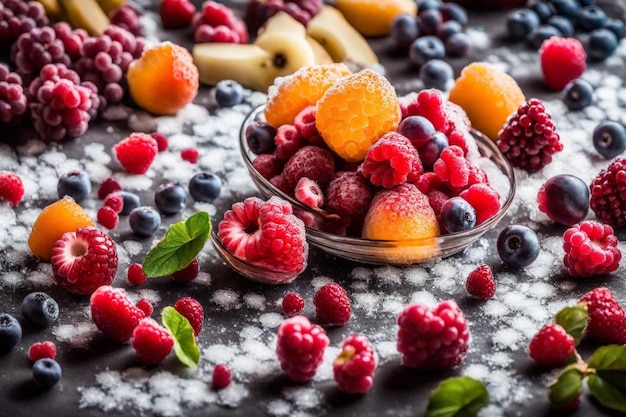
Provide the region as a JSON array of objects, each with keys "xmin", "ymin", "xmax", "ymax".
[
  {"xmin": 110, "ymin": 5, "xmax": 143, "ymax": 37},
  {"xmin": 0, "ymin": 63, "xmax": 27, "ymax": 126},
  {"xmin": 0, "ymin": 0, "xmax": 49, "ymax": 50},
  {"xmin": 53, "ymin": 22, "xmax": 88, "ymax": 62},
  {"xmin": 11, "ymin": 26, "xmax": 70, "ymax": 79}
]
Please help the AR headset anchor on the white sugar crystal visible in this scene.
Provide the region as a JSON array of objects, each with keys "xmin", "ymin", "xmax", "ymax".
[
  {"xmin": 122, "ymin": 240, "xmax": 144, "ymax": 256},
  {"xmin": 374, "ymin": 266, "xmax": 403, "ymax": 285},
  {"xmin": 403, "ymin": 267, "xmax": 429, "ymax": 287},
  {"xmin": 242, "ymin": 339, "xmax": 274, "ymax": 361},
  {"xmin": 218, "ymin": 383, "xmax": 248, "ymax": 407},
  {"xmin": 353, "ymin": 293, "xmax": 380, "ymax": 316},
  {"xmin": 204, "ymin": 344, "xmax": 237, "ymax": 364},
  {"xmin": 381, "ymin": 295, "xmax": 406, "ymax": 315},
  {"xmin": 267, "ymin": 399, "xmax": 292, "ymax": 416},
  {"xmin": 409, "ymin": 290, "xmax": 438, "ymax": 307},
  {"xmin": 243, "ymin": 293, "xmax": 266, "ymax": 310},
  {"xmin": 212, "ymin": 289, "xmax": 240, "ymax": 309},
  {"xmin": 310, "ymin": 276, "xmax": 333, "ymax": 289},
  {"xmin": 240, "ymin": 325, "xmax": 263, "ymax": 340},
  {"xmin": 493, "ymin": 328, "xmax": 521, "ymax": 350},
  {"xmin": 53, "ymin": 322, "xmax": 99, "ymax": 350},
  {"xmin": 483, "ymin": 300, "xmax": 510, "ymax": 318},
  {"xmin": 351, "ymin": 267, "xmax": 374, "ymax": 282},
  {"xmin": 259, "ymin": 312, "xmax": 283, "ymax": 328},
  {"xmin": 375, "ymin": 341, "xmax": 398, "ymax": 361}
]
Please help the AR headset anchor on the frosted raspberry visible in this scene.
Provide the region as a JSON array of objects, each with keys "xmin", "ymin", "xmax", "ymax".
[
  {"xmin": 212, "ymin": 364, "xmax": 231, "ymax": 389},
  {"xmin": 401, "ymin": 89, "xmax": 450, "ymax": 132},
  {"xmin": 151, "ymin": 132, "xmax": 169, "ymax": 152},
  {"xmin": 253, "ymin": 153, "xmax": 283, "ymax": 180},
  {"xmin": 562, "ymin": 220, "xmax": 621, "ymax": 277},
  {"xmin": 360, "ymin": 132, "xmax": 423, "ymax": 188},
  {"xmin": 459, "ymin": 183, "xmax": 501, "ymax": 225},
  {"xmin": 528, "ymin": 323, "xmax": 575, "ymax": 367},
  {"xmin": 28, "ymin": 341, "xmax": 56, "ymax": 362},
  {"xmin": 172, "ymin": 258, "xmax": 199, "ymax": 282},
  {"xmin": 127, "ymin": 263, "xmax": 147, "ymax": 285},
  {"xmin": 90, "ymin": 285, "xmax": 146, "ymax": 343},
  {"xmin": 174, "ymin": 297, "xmax": 203, "ymax": 336},
  {"xmin": 293, "ymin": 105, "xmax": 319, "ymax": 140},
  {"xmin": 276, "ymin": 315, "xmax": 329, "ymax": 382},
  {"xmin": 427, "ymin": 190, "xmax": 449, "ymax": 218},
  {"xmin": 282, "ymin": 145, "xmax": 335, "ymax": 191},
  {"xmin": 274, "ymin": 124, "xmax": 307, "ymax": 161},
  {"xmin": 397, "ymin": 300, "xmax": 470, "ymax": 369},
  {"xmin": 313, "ymin": 282, "xmax": 351, "ymax": 326},
  {"xmin": 97, "ymin": 206, "xmax": 119, "ymax": 230},
  {"xmin": 113, "ymin": 132, "xmax": 159, "ymax": 175},
  {"xmin": 181, "ymin": 147, "xmax": 199, "ymax": 163},
  {"xmin": 282, "ymin": 292, "xmax": 304, "ymax": 316},
  {"xmin": 325, "ymin": 171, "xmax": 373, "ymax": 234},
  {"xmin": 132, "ymin": 318, "xmax": 174, "ymax": 365},
  {"xmin": 294, "ymin": 177, "xmax": 324, "ymax": 208},
  {"xmin": 135, "ymin": 299, "xmax": 153, "ymax": 317},
  {"xmin": 465, "ymin": 264, "xmax": 496, "ymax": 300},
  {"xmin": 433, "ymin": 145, "xmax": 470, "ymax": 188},
  {"xmin": 0, "ymin": 171, "xmax": 24, "ymax": 206},
  {"xmin": 103, "ymin": 192, "xmax": 124, "ymax": 213},
  {"xmin": 270, "ymin": 174, "xmax": 290, "ymax": 193},
  {"xmin": 589, "ymin": 157, "xmax": 626, "ymax": 227},
  {"xmin": 333, "ymin": 334, "xmax": 376, "ymax": 394},
  {"xmin": 97, "ymin": 177, "xmax": 122, "ymax": 199},
  {"xmin": 540, "ymin": 36, "xmax": 586, "ymax": 91},
  {"xmin": 579, "ymin": 286, "xmax": 626, "ymax": 345}
]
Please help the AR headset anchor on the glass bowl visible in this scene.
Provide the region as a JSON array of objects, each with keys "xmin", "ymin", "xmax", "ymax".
[{"xmin": 236, "ymin": 104, "xmax": 516, "ymax": 266}]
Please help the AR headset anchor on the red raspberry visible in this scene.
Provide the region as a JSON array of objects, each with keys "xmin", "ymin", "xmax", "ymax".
[
  {"xmin": 0, "ymin": 171, "xmax": 24, "ymax": 206},
  {"xmin": 401, "ymin": 89, "xmax": 450, "ymax": 132},
  {"xmin": 151, "ymin": 132, "xmax": 169, "ymax": 152},
  {"xmin": 276, "ymin": 315, "xmax": 329, "ymax": 382},
  {"xmin": 579, "ymin": 286, "xmax": 626, "ymax": 345},
  {"xmin": 160, "ymin": 0, "xmax": 196, "ymax": 30},
  {"xmin": 539, "ymin": 36, "xmax": 586, "ymax": 91},
  {"xmin": 127, "ymin": 263, "xmax": 147, "ymax": 285},
  {"xmin": 293, "ymin": 105, "xmax": 319, "ymax": 140},
  {"xmin": 433, "ymin": 145, "xmax": 471, "ymax": 188},
  {"xmin": 397, "ymin": 300, "xmax": 470, "ymax": 369},
  {"xmin": 172, "ymin": 258, "xmax": 199, "ymax": 282},
  {"xmin": 132, "ymin": 318, "xmax": 174, "ymax": 365},
  {"xmin": 325, "ymin": 171, "xmax": 373, "ymax": 228},
  {"xmin": 97, "ymin": 177, "xmax": 122, "ymax": 200},
  {"xmin": 90, "ymin": 285, "xmax": 146, "ymax": 343},
  {"xmin": 274, "ymin": 124, "xmax": 307, "ymax": 161},
  {"xmin": 497, "ymin": 98, "xmax": 563, "ymax": 173},
  {"xmin": 97, "ymin": 206, "xmax": 119, "ymax": 230},
  {"xmin": 103, "ymin": 192, "xmax": 124, "ymax": 213},
  {"xmin": 174, "ymin": 297, "xmax": 203, "ymax": 336},
  {"xmin": 282, "ymin": 292, "xmax": 304, "ymax": 316},
  {"xmin": 313, "ymin": 282, "xmax": 351, "ymax": 326},
  {"xmin": 459, "ymin": 183, "xmax": 501, "ymax": 225},
  {"xmin": 194, "ymin": 1, "xmax": 248, "ymax": 44},
  {"xmin": 528, "ymin": 323, "xmax": 575, "ymax": 367},
  {"xmin": 113, "ymin": 132, "xmax": 159, "ymax": 175},
  {"xmin": 212, "ymin": 363, "xmax": 231, "ymax": 389},
  {"xmin": 135, "ymin": 299, "xmax": 153, "ymax": 317},
  {"xmin": 562, "ymin": 220, "xmax": 621, "ymax": 277},
  {"xmin": 465, "ymin": 264, "xmax": 496, "ymax": 300},
  {"xmin": 294, "ymin": 177, "xmax": 324, "ymax": 208},
  {"xmin": 360, "ymin": 132, "xmax": 423, "ymax": 188},
  {"xmin": 253, "ymin": 154, "xmax": 283, "ymax": 180},
  {"xmin": 270, "ymin": 174, "xmax": 290, "ymax": 193},
  {"xmin": 50, "ymin": 227, "xmax": 118, "ymax": 295},
  {"xmin": 333, "ymin": 334, "xmax": 376, "ymax": 394},
  {"xmin": 589, "ymin": 157, "xmax": 626, "ymax": 227},
  {"xmin": 28, "ymin": 341, "xmax": 57, "ymax": 362},
  {"xmin": 181, "ymin": 147, "xmax": 199, "ymax": 163},
  {"xmin": 427, "ymin": 190, "xmax": 449, "ymax": 218}
]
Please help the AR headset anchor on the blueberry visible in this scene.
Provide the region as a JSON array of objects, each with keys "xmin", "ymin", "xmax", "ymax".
[
  {"xmin": 154, "ymin": 182, "xmax": 187, "ymax": 215},
  {"xmin": 592, "ymin": 120, "xmax": 626, "ymax": 159},
  {"xmin": 417, "ymin": 9, "xmax": 443, "ymax": 37},
  {"xmin": 578, "ymin": 0, "xmax": 595, "ymax": 6},
  {"xmin": 397, "ymin": 115, "xmax": 436, "ymax": 149},
  {"xmin": 129, "ymin": 206, "xmax": 161, "ymax": 237},
  {"xmin": 444, "ymin": 32, "xmax": 471, "ymax": 57},
  {"xmin": 409, "ymin": 36, "xmax": 445, "ymax": 67},
  {"xmin": 441, "ymin": 3, "xmax": 468, "ymax": 27},
  {"xmin": 604, "ymin": 18, "xmax": 626, "ymax": 40},
  {"xmin": 390, "ymin": 14, "xmax": 419, "ymax": 49},
  {"xmin": 0, "ymin": 313, "xmax": 22, "ymax": 353},
  {"xmin": 118, "ymin": 190, "xmax": 141, "ymax": 215},
  {"xmin": 587, "ymin": 28, "xmax": 618, "ymax": 61},
  {"xmin": 549, "ymin": 0, "xmax": 580, "ymax": 20},
  {"xmin": 32, "ymin": 358, "xmax": 62, "ymax": 388},
  {"xmin": 527, "ymin": 24, "xmax": 562, "ymax": 49},
  {"xmin": 547, "ymin": 15, "xmax": 574, "ymax": 37},
  {"xmin": 189, "ymin": 172, "xmax": 222, "ymax": 202},
  {"xmin": 416, "ymin": 0, "xmax": 442, "ymax": 12},
  {"xmin": 529, "ymin": 1, "xmax": 554, "ymax": 23},
  {"xmin": 576, "ymin": 5, "xmax": 606, "ymax": 32},
  {"xmin": 507, "ymin": 8, "xmax": 540, "ymax": 42},
  {"xmin": 57, "ymin": 170, "xmax": 91, "ymax": 203},
  {"xmin": 419, "ymin": 59, "xmax": 453, "ymax": 91},
  {"xmin": 561, "ymin": 78, "xmax": 594, "ymax": 111},
  {"xmin": 245, "ymin": 121, "xmax": 276, "ymax": 155},
  {"xmin": 214, "ymin": 80, "xmax": 244, "ymax": 107},
  {"xmin": 538, "ymin": 174, "xmax": 589, "ymax": 226},
  {"xmin": 497, "ymin": 225, "xmax": 540, "ymax": 267},
  {"xmin": 21, "ymin": 292, "xmax": 59, "ymax": 327},
  {"xmin": 438, "ymin": 20, "xmax": 462, "ymax": 40},
  {"xmin": 441, "ymin": 197, "xmax": 476, "ymax": 233},
  {"xmin": 419, "ymin": 131, "xmax": 448, "ymax": 171}
]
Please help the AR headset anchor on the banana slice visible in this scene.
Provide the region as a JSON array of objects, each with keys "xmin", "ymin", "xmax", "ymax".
[{"xmin": 58, "ymin": 0, "xmax": 110, "ymax": 35}]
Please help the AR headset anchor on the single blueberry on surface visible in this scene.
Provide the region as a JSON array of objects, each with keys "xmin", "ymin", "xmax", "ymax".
[
  {"xmin": 528, "ymin": 25, "xmax": 562, "ymax": 49},
  {"xmin": 587, "ymin": 28, "xmax": 618, "ymax": 61},
  {"xmin": 21, "ymin": 292, "xmax": 59, "ymax": 327},
  {"xmin": 419, "ymin": 59, "xmax": 453, "ymax": 91},
  {"xmin": 390, "ymin": 14, "xmax": 419, "ymax": 49},
  {"xmin": 118, "ymin": 190, "xmax": 141, "ymax": 215},
  {"xmin": 154, "ymin": 182, "xmax": 187, "ymax": 215},
  {"xmin": 444, "ymin": 32, "xmax": 471, "ymax": 57},
  {"xmin": 245, "ymin": 121, "xmax": 276, "ymax": 155},
  {"xmin": 507, "ymin": 8, "xmax": 540, "ymax": 41},
  {"xmin": 32, "ymin": 358, "xmax": 62, "ymax": 388},
  {"xmin": 417, "ymin": 9, "xmax": 443, "ymax": 36},
  {"xmin": 529, "ymin": 1, "xmax": 554, "ymax": 23},
  {"xmin": 189, "ymin": 172, "xmax": 222, "ymax": 202},
  {"xmin": 438, "ymin": 20, "xmax": 462, "ymax": 40},
  {"xmin": 441, "ymin": 197, "xmax": 476, "ymax": 233},
  {"xmin": 0, "ymin": 313, "xmax": 22, "ymax": 353},
  {"xmin": 409, "ymin": 36, "xmax": 445, "ymax": 67},
  {"xmin": 441, "ymin": 3, "xmax": 468, "ymax": 27},
  {"xmin": 604, "ymin": 18, "xmax": 626, "ymax": 40},
  {"xmin": 497, "ymin": 225, "xmax": 540, "ymax": 267},
  {"xmin": 214, "ymin": 80, "xmax": 244, "ymax": 107},
  {"xmin": 537, "ymin": 174, "xmax": 589, "ymax": 226},
  {"xmin": 57, "ymin": 170, "xmax": 91, "ymax": 203},
  {"xmin": 547, "ymin": 15, "xmax": 574, "ymax": 37},
  {"xmin": 592, "ymin": 120, "xmax": 626, "ymax": 159},
  {"xmin": 129, "ymin": 206, "xmax": 161, "ymax": 237},
  {"xmin": 576, "ymin": 5, "xmax": 606, "ymax": 32},
  {"xmin": 416, "ymin": 0, "xmax": 442, "ymax": 11},
  {"xmin": 561, "ymin": 78, "xmax": 594, "ymax": 110},
  {"xmin": 550, "ymin": 0, "xmax": 580, "ymax": 20}
]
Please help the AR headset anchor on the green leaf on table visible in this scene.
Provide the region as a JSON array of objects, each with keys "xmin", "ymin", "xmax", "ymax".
[
  {"xmin": 554, "ymin": 305, "xmax": 588, "ymax": 345},
  {"xmin": 161, "ymin": 306, "xmax": 200, "ymax": 368},
  {"xmin": 424, "ymin": 376, "xmax": 489, "ymax": 417},
  {"xmin": 548, "ymin": 365, "xmax": 584, "ymax": 409},
  {"xmin": 588, "ymin": 345, "xmax": 626, "ymax": 371},
  {"xmin": 143, "ymin": 211, "xmax": 211, "ymax": 277},
  {"xmin": 588, "ymin": 374, "xmax": 626, "ymax": 412},
  {"xmin": 586, "ymin": 344, "xmax": 626, "ymax": 411}
]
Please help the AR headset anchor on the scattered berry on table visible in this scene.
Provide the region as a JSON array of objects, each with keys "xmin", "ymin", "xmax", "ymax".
[
  {"xmin": 561, "ymin": 78, "xmax": 593, "ymax": 111},
  {"xmin": 0, "ymin": 313, "xmax": 22, "ymax": 353},
  {"xmin": 90, "ymin": 285, "xmax": 146, "ymax": 343},
  {"xmin": 440, "ymin": 196, "xmax": 476, "ymax": 233},
  {"xmin": 592, "ymin": 120, "xmax": 626, "ymax": 159},
  {"xmin": 57, "ymin": 170, "xmax": 91, "ymax": 203},
  {"xmin": 444, "ymin": 31, "xmax": 471, "ymax": 57},
  {"xmin": 562, "ymin": 220, "xmax": 621, "ymax": 277},
  {"xmin": 118, "ymin": 191, "xmax": 141, "ymax": 215},
  {"xmin": 390, "ymin": 13, "xmax": 419, "ymax": 49},
  {"xmin": 188, "ymin": 172, "xmax": 222, "ymax": 202},
  {"xmin": 50, "ymin": 226, "xmax": 118, "ymax": 295},
  {"xmin": 418, "ymin": 8, "xmax": 443, "ymax": 36},
  {"xmin": 28, "ymin": 341, "xmax": 57, "ymax": 362},
  {"xmin": 439, "ymin": 20, "xmax": 463, "ymax": 40},
  {"xmin": 172, "ymin": 258, "xmax": 199, "ymax": 283},
  {"xmin": 360, "ymin": 132, "xmax": 423, "ymax": 188},
  {"xmin": 160, "ymin": 0, "xmax": 196, "ymax": 30},
  {"xmin": 181, "ymin": 147, "xmax": 200, "ymax": 164},
  {"xmin": 528, "ymin": 323, "xmax": 575, "ymax": 367},
  {"xmin": 409, "ymin": 36, "xmax": 445, "ymax": 67},
  {"xmin": 129, "ymin": 206, "xmax": 161, "ymax": 237},
  {"xmin": 604, "ymin": 17, "xmax": 626, "ymax": 40},
  {"xmin": 113, "ymin": 132, "xmax": 159, "ymax": 175},
  {"xmin": 0, "ymin": 171, "xmax": 24, "ymax": 206},
  {"xmin": 245, "ymin": 121, "xmax": 276, "ymax": 155},
  {"xmin": 529, "ymin": 1, "xmax": 553, "ymax": 23},
  {"xmin": 579, "ymin": 286, "xmax": 626, "ymax": 345},
  {"xmin": 276, "ymin": 315, "xmax": 329, "ymax": 382},
  {"xmin": 497, "ymin": 224, "xmax": 540, "ymax": 267},
  {"xmin": 314, "ymin": 282, "xmax": 352, "ymax": 326},
  {"xmin": 294, "ymin": 177, "xmax": 324, "ymax": 208},
  {"xmin": 97, "ymin": 177, "xmax": 122, "ymax": 200},
  {"xmin": 0, "ymin": 64, "xmax": 27, "ymax": 125},
  {"xmin": 127, "ymin": 263, "xmax": 147, "ymax": 285},
  {"xmin": 528, "ymin": 24, "xmax": 562, "ymax": 49},
  {"xmin": 132, "ymin": 318, "xmax": 174, "ymax": 365},
  {"xmin": 506, "ymin": 8, "xmax": 540, "ymax": 41},
  {"xmin": 539, "ymin": 36, "xmax": 586, "ymax": 91},
  {"xmin": 441, "ymin": 2, "xmax": 467, "ymax": 26},
  {"xmin": 282, "ymin": 292, "xmax": 304, "ymax": 316},
  {"xmin": 587, "ymin": 28, "xmax": 618, "ymax": 61},
  {"xmin": 551, "ymin": 0, "xmax": 580, "ymax": 19},
  {"xmin": 466, "ymin": 264, "xmax": 496, "ymax": 300},
  {"xmin": 333, "ymin": 334, "xmax": 377, "ymax": 394},
  {"xmin": 174, "ymin": 297, "xmax": 203, "ymax": 336},
  {"xmin": 547, "ymin": 15, "xmax": 574, "ymax": 37},
  {"xmin": 21, "ymin": 292, "xmax": 59, "ymax": 326},
  {"xmin": 154, "ymin": 181, "xmax": 187, "ymax": 215},
  {"xmin": 419, "ymin": 59, "xmax": 454, "ymax": 91},
  {"xmin": 151, "ymin": 132, "xmax": 169, "ymax": 152},
  {"xmin": 537, "ymin": 174, "xmax": 589, "ymax": 226},
  {"xmin": 135, "ymin": 299, "xmax": 153, "ymax": 317},
  {"xmin": 32, "ymin": 358, "xmax": 62, "ymax": 388},
  {"xmin": 103, "ymin": 192, "xmax": 124, "ymax": 214},
  {"xmin": 397, "ymin": 300, "xmax": 470, "ymax": 369},
  {"xmin": 97, "ymin": 206, "xmax": 119, "ymax": 230},
  {"xmin": 214, "ymin": 80, "xmax": 244, "ymax": 107},
  {"xmin": 589, "ymin": 157, "xmax": 626, "ymax": 227},
  {"xmin": 212, "ymin": 364, "xmax": 231, "ymax": 389}
]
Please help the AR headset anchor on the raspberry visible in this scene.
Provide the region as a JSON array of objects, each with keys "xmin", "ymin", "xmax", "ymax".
[
  {"xmin": 465, "ymin": 264, "xmax": 496, "ymax": 300},
  {"xmin": 579, "ymin": 286, "xmax": 626, "ymax": 345},
  {"xmin": 28, "ymin": 341, "xmax": 57, "ymax": 362},
  {"xmin": 160, "ymin": 0, "xmax": 196, "ymax": 30},
  {"xmin": 360, "ymin": 132, "xmax": 423, "ymax": 188},
  {"xmin": 181, "ymin": 147, "xmax": 199, "ymax": 163},
  {"xmin": 276, "ymin": 315, "xmax": 329, "ymax": 382},
  {"xmin": 497, "ymin": 98, "xmax": 563, "ymax": 173},
  {"xmin": 174, "ymin": 297, "xmax": 203, "ymax": 336},
  {"xmin": 135, "ymin": 299, "xmax": 153, "ymax": 317},
  {"xmin": 132, "ymin": 318, "xmax": 174, "ymax": 365},
  {"xmin": 151, "ymin": 132, "xmax": 169, "ymax": 152},
  {"xmin": 333, "ymin": 334, "xmax": 376, "ymax": 394},
  {"xmin": 397, "ymin": 300, "xmax": 470, "ymax": 369},
  {"xmin": 433, "ymin": 145, "xmax": 471, "ymax": 188},
  {"xmin": 0, "ymin": 64, "xmax": 27, "ymax": 126},
  {"xmin": 270, "ymin": 174, "xmax": 290, "ymax": 193},
  {"xmin": 282, "ymin": 145, "xmax": 335, "ymax": 191},
  {"xmin": 589, "ymin": 157, "xmax": 626, "ymax": 227},
  {"xmin": 97, "ymin": 177, "xmax": 122, "ymax": 200},
  {"xmin": 212, "ymin": 363, "xmax": 231, "ymax": 389},
  {"xmin": 253, "ymin": 153, "xmax": 283, "ymax": 180},
  {"xmin": 172, "ymin": 258, "xmax": 199, "ymax": 282},
  {"xmin": 313, "ymin": 282, "xmax": 351, "ymax": 326},
  {"xmin": 540, "ymin": 36, "xmax": 586, "ymax": 91},
  {"xmin": 274, "ymin": 124, "xmax": 307, "ymax": 161},
  {"xmin": 0, "ymin": 171, "xmax": 24, "ymax": 206},
  {"xmin": 401, "ymin": 89, "xmax": 450, "ymax": 132},
  {"xmin": 325, "ymin": 171, "xmax": 373, "ymax": 228},
  {"xmin": 90, "ymin": 285, "xmax": 146, "ymax": 343},
  {"xmin": 103, "ymin": 192, "xmax": 124, "ymax": 213},
  {"xmin": 294, "ymin": 177, "xmax": 324, "ymax": 208},
  {"xmin": 113, "ymin": 132, "xmax": 159, "ymax": 174},
  {"xmin": 528, "ymin": 323, "xmax": 575, "ymax": 367},
  {"xmin": 97, "ymin": 206, "xmax": 119, "ymax": 230},
  {"xmin": 127, "ymin": 263, "xmax": 147, "ymax": 285},
  {"xmin": 562, "ymin": 220, "xmax": 621, "ymax": 277},
  {"xmin": 459, "ymin": 183, "xmax": 501, "ymax": 225},
  {"xmin": 50, "ymin": 227, "xmax": 118, "ymax": 295},
  {"xmin": 282, "ymin": 292, "xmax": 304, "ymax": 316},
  {"xmin": 194, "ymin": 1, "xmax": 248, "ymax": 44},
  {"xmin": 293, "ymin": 105, "xmax": 319, "ymax": 140}
]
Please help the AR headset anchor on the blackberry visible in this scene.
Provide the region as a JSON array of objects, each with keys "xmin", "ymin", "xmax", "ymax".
[
  {"xmin": 0, "ymin": 63, "xmax": 27, "ymax": 126},
  {"xmin": 0, "ymin": 0, "xmax": 48, "ymax": 51},
  {"xmin": 589, "ymin": 157, "xmax": 626, "ymax": 227}
]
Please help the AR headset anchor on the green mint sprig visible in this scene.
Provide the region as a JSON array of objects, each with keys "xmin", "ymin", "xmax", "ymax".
[
  {"xmin": 555, "ymin": 305, "xmax": 588, "ymax": 345},
  {"xmin": 425, "ymin": 376, "xmax": 489, "ymax": 417},
  {"xmin": 162, "ymin": 306, "xmax": 200, "ymax": 368},
  {"xmin": 143, "ymin": 211, "xmax": 211, "ymax": 277}
]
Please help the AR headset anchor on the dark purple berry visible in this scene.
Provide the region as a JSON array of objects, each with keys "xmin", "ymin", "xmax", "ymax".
[
  {"xmin": 416, "ymin": 0, "xmax": 442, "ymax": 12},
  {"xmin": 245, "ymin": 121, "xmax": 276, "ymax": 155},
  {"xmin": 547, "ymin": 15, "xmax": 574, "ymax": 37},
  {"xmin": 57, "ymin": 170, "xmax": 91, "ymax": 203},
  {"xmin": 119, "ymin": 190, "xmax": 141, "ymax": 215},
  {"xmin": 419, "ymin": 131, "xmax": 448, "ymax": 171},
  {"xmin": 604, "ymin": 18, "xmax": 626, "ymax": 40},
  {"xmin": 189, "ymin": 172, "xmax": 222, "ymax": 202},
  {"xmin": 529, "ymin": 1, "xmax": 554, "ymax": 23},
  {"xmin": 154, "ymin": 182, "xmax": 187, "ymax": 215},
  {"xmin": 409, "ymin": 35, "xmax": 445, "ymax": 67},
  {"xmin": 576, "ymin": 5, "xmax": 606, "ymax": 32},
  {"xmin": 441, "ymin": 196, "xmax": 476, "ymax": 233},
  {"xmin": 438, "ymin": 20, "xmax": 462, "ymax": 40},
  {"xmin": 21, "ymin": 292, "xmax": 59, "ymax": 327},
  {"xmin": 507, "ymin": 8, "xmax": 540, "ymax": 42},
  {"xmin": 129, "ymin": 206, "xmax": 161, "ymax": 237},
  {"xmin": 441, "ymin": 3, "xmax": 467, "ymax": 27},
  {"xmin": 550, "ymin": 0, "xmax": 580, "ymax": 20},
  {"xmin": 390, "ymin": 13, "xmax": 419, "ymax": 49},
  {"xmin": 397, "ymin": 115, "xmax": 436, "ymax": 149},
  {"xmin": 497, "ymin": 225, "xmax": 540, "ymax": 267},
  {"xmin": 537, "ymin": 174, "xmax": 589, "ymax": 226},
  {"xmin": 527, "ymin": 24, "xmax": 562, "ymax": 49},
  {"xmin": 561, "ymin": 78, "xmax": 593, "ymax": 111},
  {"xmin": 419, "ymin": 59, "xmax": 453, "ymax": 91},
  {"xmin": 444, "ymin": 32, "xmax": 471, "ymax": 57},
  {"xmin": 587, "ymin": 28, "xmax": 618, "ymax": 61},
  {"xmin": 32, "ymin": 358, "xmax": 62, "ymax": 388},
  {"xmin": 592, "ymin": 120, "xmax": 626, "ymax": 159},
  {"xmin": 214, "ymin": 79, "xmax": 244, "ymax": 107},
  {"xmin": 0, "ymin": 313, "xmax": 22, "ymax": 353},
  {"xmin": 417, "ymin": 9, "xmax": 443, "ymax": 37}
]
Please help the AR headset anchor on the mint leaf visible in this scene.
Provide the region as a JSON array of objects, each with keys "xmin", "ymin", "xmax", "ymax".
[
  {"xmin": 425, "ymin": 376, "xmax": 489, "ymax": 417},
  {"xmin": 588, "ymin": 345, "xmax": 626, "ymax": 371},
  {"xmin": 588, "ymin": 374, "xmax": 626, "ymax": 412},
  {"xmin": 161, "ymin": 306, "xmax": 200, "ymax": 368},
  {"xmin": 143, "ymin": 211, "xmax": 211, "ymax": 277},
  {"xmin": 548, "ymin": 365, "xmax": 584, "ymax": 409},
  {"xmin": 587, "ymin": 344, "xmax": 626, "ymax": 411},
  {"xmin": 554, "ymin": 305, "xmax": 588, "ymax": 345}
]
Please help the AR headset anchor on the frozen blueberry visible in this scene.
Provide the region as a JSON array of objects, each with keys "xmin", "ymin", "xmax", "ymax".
[
  {"xmin": 57, "ymin": 170, "xmax": 91, "ymax": 203},
  {"xmin": 154, "ymin": 182, "xmax": 187, "ymax": 215},
  {"xmin": 527, "ymin": 24, "xmax": 562, "ymax": 49},
  {"xmin": 587, "ymin": 28, "xmax": 618, "ymax": 61},
  {"xmin": 409, "ymin": 36, "xmax": 445, "ymax": 67},
  {"xmin": 538, "ymin": 174, "xmax": 589, "ymax": 226},
  {"xmin": 578, "ymin": 0, "xmax": 596, "ymax": 5},
  {"xmin": 419, "ymin": 131, "xmax": 448, "ymax": 171},
  {"xmin": 416, "ymin": 0, "xmax": 442, "ymax": 12},
  {"xmin": 604, "ymin": 18, "xmax": 626, "ymax": 40},
  {"xmin": 419, "ymin": 59, "xmax": 453, "ymax": 91},
  {"xmin": 245, "ymin": 121, "xmax": 276, "ymax": 155},
  {"xmin": 21, "ymin": 292, "xmax": 59, "ymax": 327},
  {"xmin": 576, "ymin": 5, "xmax": 606, "ymax": 32},
  {"xmin": 0, "ymin": 313, "xmax": 22, "ymax": 353},
  {"xmin": 32, "ymin": 358, "xmax": 62, "ymax": 388},
  {"xmin": 438, "ymin": 20, "xmax": 462, "ymax": 40},
  {"xmin": 497, "ymin": 225, "xmax": 540, "ymax": 267},
  {"xmin": 444, "ymin": 32, "xmax": 471, "ymax": 57},
  {"xmin": 441, "ymin": 197, "xmax": 476, "ymax": 233},
  {"xmin": 214, "ymin": 80, "xmax": 244, "ymax": 107},
  {"xmin": 417, "ymin": 9, "xmax": 443, "ymax": 36},
  {"xmin": 129, "ymin": 206, "xmax": 161, "ymax": 237},
  {"xmin": 397, "ymin": 115, "xmax": 436, "ymax": 149},
  {"xmin": 547, "ymin": 15, "xmax": 574, "ymax": 37},
  {"xmin": 391, "ymin": 13, "xmax": 420, "ymax": 49},
  {"xmin": 592, "ymin": 120, "xmax": 626, "ymax": 159},
  {"xmin": 189, "ymin": 172, "xmax": 222, "ymax": 202},
  {"xmin": 118, "ymin": 190, "xmax": 141, "ymax": 215},
  {"xmin": 441, "ymin": 3, "xmax": 467, "ymax": 27},
  {"xmin": 507, "ymin": 8, "xmax": 540, "ymax": 42},
  {"xmin": 550, "ymin": 0, "xmax": 580, "ymax": 20},
  {"xmin": 561, "ymin": 78, "xmax": 594, "ymax": 111},
  {"xmin": 529, "ymin": 1, "xmax": 554, "ymax": 23}
]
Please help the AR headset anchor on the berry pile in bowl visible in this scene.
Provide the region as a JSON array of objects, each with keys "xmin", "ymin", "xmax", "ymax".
[{"xmin": 223, "ymin": 63, "xmax": 516, "ymax": 268}]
